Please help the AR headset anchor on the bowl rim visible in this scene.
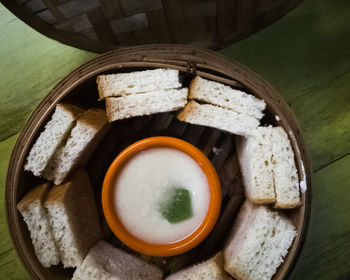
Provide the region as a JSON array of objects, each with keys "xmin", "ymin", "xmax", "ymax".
[{"xmin": 102, "ymin": 136, "xmax": 222, "ymax": 256}]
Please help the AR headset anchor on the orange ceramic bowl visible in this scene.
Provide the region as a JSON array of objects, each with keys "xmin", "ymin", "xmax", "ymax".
[{"xmin": 102, "ymin": 136, "xmax": 221, "ymax": 257}]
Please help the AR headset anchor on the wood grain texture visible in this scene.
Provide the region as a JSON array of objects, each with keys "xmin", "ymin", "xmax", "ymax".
[
  {"xmin": 0, "ymin": 134, "xmax": 30, "ymax": 280},
  {"xmin": 289, "ymin": 156, "xmax": 350, "ymax": 279},
  {"xmin": 0, "ymin": 0, "xmax": 350, "ymax": 278},
  {"xmin": 0, "ymin": 6, "xmax": 96, "ymax": 142}
]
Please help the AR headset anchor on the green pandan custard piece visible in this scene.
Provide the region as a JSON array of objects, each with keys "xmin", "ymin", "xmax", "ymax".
[{"xmin": 160, "ymin": 188, "xmax": 193, "ymax": 224}]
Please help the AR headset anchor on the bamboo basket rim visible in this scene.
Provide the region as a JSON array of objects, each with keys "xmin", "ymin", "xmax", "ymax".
[{"xmin": 6, "ymin": 44, "xmax": 311, "ymax": 280}]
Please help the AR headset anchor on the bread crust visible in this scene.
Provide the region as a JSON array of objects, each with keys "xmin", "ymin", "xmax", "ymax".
[
  {"xmin": 77, "ymin": 108, "xmax": 107, "ymax": 129},
  {"xmin": 274, "ymin": 200, "xmax": 302, "ymax": 209},
  {"xmin": 17, "ymin": 183, "xmax": 49, "ymax": 211},
  {"xmin": 247, "ymin": 196, "xmax": 276, "ymax": 205},
  {"xmin": 188, "ymin": 76, "xmax": 200, "ymax": 99},
  {"xmin": 223, "ymin": 265, "xmax": 246, "ymax": 280},
  {"xmin": 96, "ymin": 76, "xmax": 105, "ymax": 99},
  {"xmin": 166, "ymin": 252, "xmax": 230, "ymax": 280},
  {"xmin": 73, "ymin": 240, "xmax": 163, "ymax": 280}
]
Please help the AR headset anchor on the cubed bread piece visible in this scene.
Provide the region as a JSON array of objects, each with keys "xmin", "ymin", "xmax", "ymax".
[
  {"xmin": 72, "ymin": 240, "xmax": 163, "ymax": 280},
  {"xmin": 271, "ymin": 127, "xmax": 301, "ymax": 208},
  {"xmin": 105, "ymin": 88, "xmax": 188, "ymax": 122},
  {"xmin": 44, "ymin": 169, "xmax": 102, "ymax": 267},
  {"xmin": 223, "ymin": 201, "xmax": 296, "ymax": 280},
  {"xmin": 189, "ymin": 76, "xmax": 265, "ymax": 119},
  {"xmin": 166, "ymin": 252, "xmax": 230, "ymax": 280},
  {"xmin": 24, "ymin": 104, "xmax": 84, "ymax": 176},
  {"xmin": 236, "ymin": 127, "xmax": 275, "ymax": 204},
  {"xmin": 97, "ymin": 69, "xmax": 181, "ymax": 99},
  {"xmin": 17, "ymin": 183, "xmax": 60, "ymax": 267},
  {"xmin": 177, "ymin": 100, "xmax": 259, "ymax": 137},
  {"xmin": 236, "ymin": 126, "xmax": 301, "ymax": 208},
  {"xmin": 42, "ymin": 108, "xmax": 108, "ymax": 185}
]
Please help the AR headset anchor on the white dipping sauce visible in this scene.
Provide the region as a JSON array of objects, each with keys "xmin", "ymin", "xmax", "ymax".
[{"xmin": 115, "ymin": 147, "xmax": 210, "ymax": 244}]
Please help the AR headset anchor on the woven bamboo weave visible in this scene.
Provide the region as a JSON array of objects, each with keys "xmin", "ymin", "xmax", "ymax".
[{"xmin": 2, "ymin": 0, "xmax": 302, "ymax": 52}]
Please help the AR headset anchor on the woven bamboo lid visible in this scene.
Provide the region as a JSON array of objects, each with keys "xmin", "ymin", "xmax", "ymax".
[{"xmin": 2, "ymin": 0, "xmax": 302, "ymax": 53}]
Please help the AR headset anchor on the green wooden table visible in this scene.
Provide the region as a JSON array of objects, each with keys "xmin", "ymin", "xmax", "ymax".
[{"xmin": 0, "ymin": 0, "xmax": 349, "ymax": 279}]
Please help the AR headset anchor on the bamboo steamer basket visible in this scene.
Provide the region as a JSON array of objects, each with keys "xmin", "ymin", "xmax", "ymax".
[
  {"xmin": 6, "ymin": 45, "xmax": 311, "ymax": 280},
  {"xmin": 1, "ymin": 0, "xmax": 302, "ymax": 53}
]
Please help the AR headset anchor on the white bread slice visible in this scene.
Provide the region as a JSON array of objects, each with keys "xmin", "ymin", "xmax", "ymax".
[
  {"xmin": 72, "ymin": 240, "xmax": 163, "ymax": 280},
  {"xmin": 236, "ymin": 126, "xmax": 301, "ymax": 208},
  {"xmin": 165, "ymin": 252, "xmax": 230, "ymax": 280},
  {"xmin": 17, "ymin": 183, "xmax": 60, "ymax": 268},
  {"xmin": 97, "ymin": 69, "xmax": 181, "ymax": 99},
  {"xmin": 236, "ymin": 128, "xmax": 275, "ymax": 204},
  {"xmin": 105, "ymin": 88, "xmax": 188, "ymax": 122},
  {"xmin": 177, "ymin": 100, "xmax": 259, "ymax": 137},
  {"xmin": 44, "ymin": 169, "xmax": 102, "ymax": 268},
  {"xmin": 189, "ymin": 76, "xmax": 266, "ymax": 119},
  {"xmin": 271, "ymin": 127, "xmax": 301, "ymax": 208},
  {"xmin": 250, "ymin": 214, "xmax": 296, "ymax": 280},
  {"xmin": 24, "ymin": 104, "xmax": 84, "ymax": 176},
  {"xmin": 223, "ymin": 201, "xmax": 296, "ymax": 280},
  {"xmin": 42, "ymin": 108, "xmax": 108, "ymax": 185}
]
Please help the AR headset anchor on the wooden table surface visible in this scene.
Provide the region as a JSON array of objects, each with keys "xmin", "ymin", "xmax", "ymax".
[{"xmin": 0, "ymin": 0, "xmax": 349, "ymax": 279}]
